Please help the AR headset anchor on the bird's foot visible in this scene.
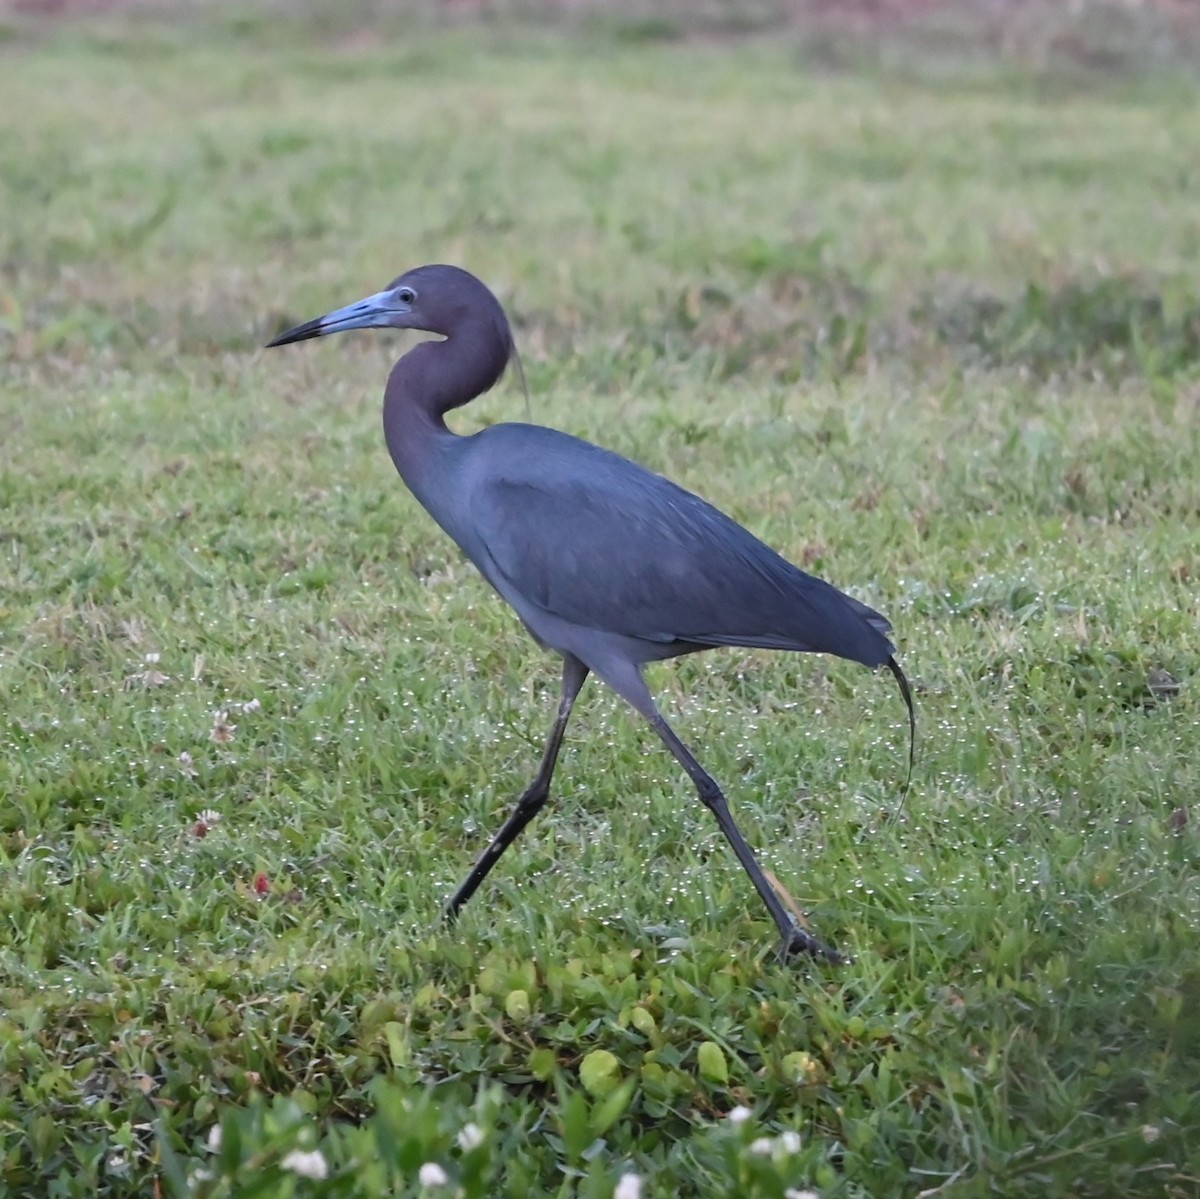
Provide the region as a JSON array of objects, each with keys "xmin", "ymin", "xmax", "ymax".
[{"xmin": 778, "ymin": 924, "xmax": 848, "ymax": 966}]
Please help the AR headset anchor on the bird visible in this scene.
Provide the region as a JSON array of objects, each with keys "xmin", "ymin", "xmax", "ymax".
[{"xmin": 266, "ymin": 264, "xmax": 913, "ymax": 964}]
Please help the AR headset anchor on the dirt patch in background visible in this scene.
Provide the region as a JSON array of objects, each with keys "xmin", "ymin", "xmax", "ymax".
[
  {"xmin": 4, "ymin": 0, "xmax": 1199, "ymax": 75},
  {"xmin": 0, "ymin": 0, "xmax": 1192, "ymax": 24},
  {"xmin": 7, "ymin": 0, "xmax": 118, "ymax": 10}
]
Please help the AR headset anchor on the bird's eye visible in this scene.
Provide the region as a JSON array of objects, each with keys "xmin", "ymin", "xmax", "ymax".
[{"xmin": 397, "ymin": 287, "xmax": 416, "ymax": 304}]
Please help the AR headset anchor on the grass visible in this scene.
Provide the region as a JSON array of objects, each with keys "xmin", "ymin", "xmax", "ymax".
[{"xmin": 1, "ymin": 5, "xmax": 1199, "ymax": 1196}]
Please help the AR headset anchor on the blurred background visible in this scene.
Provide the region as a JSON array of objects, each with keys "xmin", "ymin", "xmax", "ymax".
[{"xmin": 2, "ymin": 3, "xmax": 1198, "ymax": 1197}]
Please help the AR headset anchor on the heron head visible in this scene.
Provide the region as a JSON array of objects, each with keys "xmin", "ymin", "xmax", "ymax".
[{"xmin": 266, "ymin": 264, "xmax": 506, "ymax": 347}]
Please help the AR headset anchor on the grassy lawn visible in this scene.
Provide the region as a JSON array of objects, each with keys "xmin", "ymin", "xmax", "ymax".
[{"xmin": 1, "ymin": 4, "xmax": 1199, "ymax": 1196}]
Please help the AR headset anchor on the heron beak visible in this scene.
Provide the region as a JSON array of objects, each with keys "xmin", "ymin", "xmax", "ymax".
[{"xmin": 265, "ymin": 289, "xmax": 410, "ymax": 347}]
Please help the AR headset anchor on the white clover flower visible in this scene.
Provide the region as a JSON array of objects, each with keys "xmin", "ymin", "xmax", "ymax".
[
  {"xmin": 777, "ymin": 1130, "xmax": 802, "ymax": 1155},
  {"xmin": 418, "ymin": 1161, "xmax": 449, "ymax": 1187},
  {"xmin": 281, "ymin": 1149, "xmax": 329, "ymax": 1180},
  {"xmin": 123, "ymin": 667, "xmax": 169, "ymax": 689},
  {"xmin": 209, "ymin": 712, "xmax": 236, "ymax": 743},
  {"xmin": 749, "ymin": 1136, "xmax": 774, "ymax": 1156},
  {"xmin": 457, "ymin": 1122, "xmax": 485, "ymax": 1151},
  {"xmin": 614, "ymin": 1173, "xmax": 642, "ymax": 1199},
  {"xmin": 726, "ymin": 1104, "xmax": 753, "ymax": 1126}
]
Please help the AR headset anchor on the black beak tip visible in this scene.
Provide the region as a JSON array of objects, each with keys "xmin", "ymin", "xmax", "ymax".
[{"xmin": 264, "ymin": 317, "xmax": 324, "ymax": 348}]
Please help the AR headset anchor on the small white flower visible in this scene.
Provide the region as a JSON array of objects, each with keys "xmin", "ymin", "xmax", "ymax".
[
  {"xmin": 614, "ymin": 1174, "xmax": 642, "ymax": 1199},
  {"xmin": 1141, "ymin": 1124, "xmax": 1161, "ymax": 1144},
  {"xmin": 209, "ymin": 711, "xmax": 236, "ymax": 743},
  {"xmin": 205, "ymin": 1125, "xmax": 222, "ymax": 1153},
  {"xmin": 281, "ymin": 1149, "xmax": 329, "ymax": 1180},
  {"xmin": 123, "ymin": 668, "xmax": 169, "ymax": 689},
  {"xmin": 197, "ymin": 808, "xmax": 221, "ymax": 826},
  {"xmin": 241, "ymin": 698, "xmax": 262, "ymax": 713},
  {"xmin": 418, "ymin": 1161, "xmax": 449, "ymax": 1187},
  {"xmin": 749, "ymin": 1136, "xmax": 774, "ymax": 1156},
  {"xmin": 726, "ymin": 1104, "xmax": 753, "ymax": 1126},
  {"xmin": 145, "ymin": 652, "xmax": 161, "ymax": 664},
  {"xmin": 457, "ymin": 1122, "xmax": 484, "ymax": 1151},
  {"xmin": 777, "ymin": 1130, "xmax": 802, "ymax": 1155},
  {"xmin": 785, "ymin": 1190, "xmax": 819, "ymax": 1199}
]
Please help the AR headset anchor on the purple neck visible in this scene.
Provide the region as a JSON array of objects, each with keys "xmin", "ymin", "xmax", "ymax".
[{"xmin": 381, "ymin": 321, "xmax": 510, "ymax": 493}]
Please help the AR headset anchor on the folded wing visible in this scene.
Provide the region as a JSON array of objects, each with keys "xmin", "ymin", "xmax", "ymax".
[{"xmin": 468, "ymin": 432, "xmax": 893, "ymax": 669}]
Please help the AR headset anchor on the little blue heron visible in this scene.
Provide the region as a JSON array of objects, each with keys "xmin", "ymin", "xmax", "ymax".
[{"xmin": 267, "ymin": 264, "xmax": 913, "ymax": 964}]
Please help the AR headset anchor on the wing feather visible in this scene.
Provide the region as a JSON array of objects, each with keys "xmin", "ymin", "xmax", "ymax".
[{"xmin": 467, "ymin": 433, "xmax": 892, "ymax": 667}]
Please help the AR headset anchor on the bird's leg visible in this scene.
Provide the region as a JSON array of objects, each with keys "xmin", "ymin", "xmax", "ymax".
[
  {"xmin": 643, "ymin": 707, "xmax": 845, "ymax": 966},
  {"xmin": 443, "ymin": 654, "xmax": 589, "ymax": 923}
]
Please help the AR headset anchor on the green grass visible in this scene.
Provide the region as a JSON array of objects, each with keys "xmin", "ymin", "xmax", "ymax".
[{"xmin": 2, "ymin": 6, "xmax": 1199, "ymax": 1197}]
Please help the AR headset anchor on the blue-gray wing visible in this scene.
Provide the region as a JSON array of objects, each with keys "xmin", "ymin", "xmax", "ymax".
[{"xmin": 470, "ymin": 442, "xmax": 893, "ymax": 668}]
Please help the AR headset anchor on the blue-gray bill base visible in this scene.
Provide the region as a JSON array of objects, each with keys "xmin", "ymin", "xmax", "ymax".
[{"xmin": 266, "ymin": 265, "xmax": 915, "ymax": 964}]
